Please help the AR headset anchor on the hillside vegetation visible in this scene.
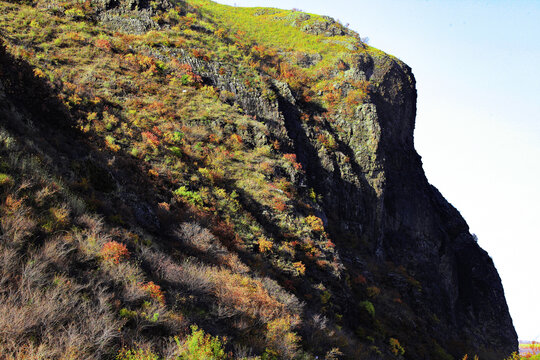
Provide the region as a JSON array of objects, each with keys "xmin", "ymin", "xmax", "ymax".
[{"xmin": 0, "ymin": 0, "xmax": 517, "ymax": 359}]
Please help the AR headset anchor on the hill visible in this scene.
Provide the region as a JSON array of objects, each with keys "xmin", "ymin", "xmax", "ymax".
[{"xmin": 0, "ymin": 0, "xmax": 517, "ymax": 358}]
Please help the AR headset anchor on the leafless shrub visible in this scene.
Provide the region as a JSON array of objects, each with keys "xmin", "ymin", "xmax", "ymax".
[
  {"xmin": 34, "ymin": 185, "xmax": 58, "ymax": 206},
  {"xmin": 76, "ymin": 213, "xmax": 104, "ymax": 234},
  {"xmin": 325, "ymin": 347, "xmax": 344, "ymax": 360},
  {"xmin": 303, "ymin": 313, "xmax": 333, "ymax": 345},
  {"xmin": 16, "ymin": 179, "xmax": 32, "ymax": 193},
  {"xmin": 176, "ymin": 222, "xmax": 245, "ymax": 271},
  {"xmin": 0, "ymin": 245, "xmax": 20, "ymax": 290},
  {"xmin": 233, "ymin": 317, "xmax": 252, "ymax": 332},
  {"xmin": 176, "ymin": 221, "xmax": 216, "ymax": 252},
  {"xmin": 139, "ymin": 247, "xmax": 178, "ymax": 280},
  {"xmin": 311, "ymin": 313, "xmax": 329, "ymax": 332},
  {"xmin": 178, "ymin": 258, "xmax": 214, "ymax": 294},
  {"xmin": 163, "ymin": 339, "xmax": 182, "ymax": 360},
  {"xmin": 103, "ymin": 261, "xmax": 146, "ymax": 303},
  {"xmin": 0, "ymin": 205, "xmax": 36, "ymax": 248},
  {"xmin": 20, "ymin": 256, "xmax": 50, "ymax": 288},
  {"xmin": 0, "ymin": 341, "xmax": 52, "ymax": 360},
  {"xmin": 211, "ymin": 303, "xmax": 239, "ymax": 320},
  {"xmin": 0, "ymin": 280, "xmax": 77, "ymax": 344},
  {"xmin": 260, "ymin": 276, "xmax": 303, "ymax": 314},
  {"xmin": 233, "ymin": 344, "xmax": 257, "ymax": 359},
  {"xmin": 223, "ymin": 252, "xmax": 250, "ymax": 273},
  {"xmin": 20, "ymin": 237, "xmax": 74, "ymax": 288},
  {"xmin": 139, "ymin": 248, "xmax": 214, "ymax": 295},
  {"xmin": 0, "ymin": 278, "xmax": 121, "ymax": 359},
  {"xmin": 73, "ymin": 217, "xmax": 111, "ymax": 259}
]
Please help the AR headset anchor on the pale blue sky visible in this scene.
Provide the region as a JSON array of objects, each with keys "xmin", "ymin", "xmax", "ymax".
[{"xmin": 214, "ymin": 0, "xmax": 540, "ymax": 340}]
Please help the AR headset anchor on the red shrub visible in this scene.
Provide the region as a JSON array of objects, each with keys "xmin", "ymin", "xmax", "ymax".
[
  {"xmin": 283, "ymin": 153, "xmax": 302, "ymax": 170},
  {"xmin": 142, "ymin": 131, "xmax": 160, "ymax": 147},
  {"xmin": 353, "ymin": 274, "xmax": 367, "ymax": 285},
  {"xmin": 273, "ymin": 200, "xmax": 287, "ymax": 212}
]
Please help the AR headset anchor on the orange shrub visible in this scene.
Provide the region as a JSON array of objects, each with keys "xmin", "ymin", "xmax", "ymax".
[
  {"xmin": 317, "ymin": 133, "xmax": 338, "ymax": 150},
  {"xmin": 283, "ymin": 153, "xmax": 302, "ymax": 170},
  {"xmin": 292, "ymin": 261, "xmax": 306, "ymax": 276},
  {"xmin": 101, "ymin": 241, "xmax": 129, "ymax": 264},
  {"xmin": 191, "ymin": 48, "xmax": 209, "ymax": 61},
  {"xmin": 172, "ymin": 62, "xmax": 202, "ymax": 85},
  {"xmin": 94, "ymin": 38, "xmax": 112, "ymax": 51},
  {"xmin": 229, "ymin": 133, "xmax": 242, "ymax": 144},
  {"xmin": 212, "ymin": 271, "xmax": 284, "ymax": 321},
  {"xmin": 306, "ymin": 215, "xmax": 324, "ymax": 232},
  {"xmin": 337, "ymin": 59, "xmax": 348, "ymax": 71},
  {"xmin": 140, "ymin": 281, "xmax": 165, "ymax": 304},
  {"xmin": 258, "ymin": 237, "xmax": 273, "ymax": 253}
]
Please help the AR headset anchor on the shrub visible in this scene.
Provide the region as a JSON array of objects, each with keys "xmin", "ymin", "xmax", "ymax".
[
  {"xmin": 366, "ymin": 286, "xmax": 380, "ymax": 298},
  {"xmin": 100, "ymin": 241, "xmax": 130, "ymax": 264},
  {"xmin": 0, "ymin": 173, "xmax": 12, "ymax": 186},
  {"xmin": 292, "ymin": 261, "xmax": 306, "ymax": 276},
  {"xmin": 273, "ymin": 200, "xmax": 287, "ymax": 212},
  {"xmin": 305, "ymin": 215, "xmax": 324, "ymax": 232},
  {"xmin": 174, "ymin": 186, "xmax": 203, "ymax": 207},
  {"xmin": 389, "ymin": 338, "xmax": 405, "ymax": 356},
  {"xmin": 116, "ymin": 348, "xmax": 160, "ymax": 360},
  {"xmin": 65, "ymin": 8, "xmax": 85, "ymax": 19},
  {"xmin": 95, "ymin": 38, "xmax": 113, "ymax": 52},
  {"xmin": 258, "ymin": 237, "xmax": 273, "ymax": 253},
  {"xmin": 142, "ymin": 131, "xmax": 160, "ymax": 147},
  {"xmin": 176, "ymin": 325, "xmax": 228, "ymax": 360},
  {"xmin": 320, "ymin": 290, "xmax": 331, "ymax": 304},
  {"xmin": 119, "ymin": 308, "xmax": 137, "ymax": 320},
  {"xmin": 317, "ymin": 133, "xmax": 337, "ymax": 150},
  {"xmin": 140, "ymin": 281, "xmax": 165, "ymax": 305},
  {"xmin": 265, "ymin": 316, "xmax": 300, "ymax": 358},
  {"xmin": 359, "ymin": 301, "xmax": 375, "ymax": 317},
  {"xmin": 283, "ymin": 153, "xmax": 302, "ymax": 170},
  {"xmin": 353, "ymin": 274, "xmax": 367, "ymax": 284}
]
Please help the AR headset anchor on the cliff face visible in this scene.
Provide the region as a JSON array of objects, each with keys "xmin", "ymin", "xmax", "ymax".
[
  {"xmin": 200, "ymin": 44, "xmax": 518, "ymax": 358},
  {"xmin": 346, "ymin": 54, "xmax": 518, "ymax": 357},
  {"xmin": 0, "ymin": 0, "xmax": 516, "ymax": 358}
]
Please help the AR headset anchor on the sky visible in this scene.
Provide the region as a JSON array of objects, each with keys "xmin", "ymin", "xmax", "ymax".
[{"xmin": 214, "ymin": 0, "xmax": 540, "ymax": 340}]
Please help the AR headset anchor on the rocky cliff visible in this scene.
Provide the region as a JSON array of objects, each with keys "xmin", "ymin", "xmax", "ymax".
[{"xmin": 0, "ymin": 0, "xmax": 517, "ymax": 358}]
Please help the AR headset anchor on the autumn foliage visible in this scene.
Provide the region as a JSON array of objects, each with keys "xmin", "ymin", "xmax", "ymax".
[
  {"xmin": 100, "ymin": 241, "xmax": 130, "ymax": 264},
  {"xmin": 140, "ymin": 281, "xmax": 165, "ymax": 305}
]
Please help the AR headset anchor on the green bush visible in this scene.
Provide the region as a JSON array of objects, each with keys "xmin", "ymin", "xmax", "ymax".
[
  {"xmin": 359, "ymin": 300, "xmax": 375, "ymax": 317},
  {"xmin": 176, "ymin": 325, "xmax": 228, "ymax": 360},
  {"xmin": 174, "ymin": 186, "xmax": 203, "ymax": 207},
  {"xmin": 0, "ymin": 173, "xmax": 12, "ymax": 186}
]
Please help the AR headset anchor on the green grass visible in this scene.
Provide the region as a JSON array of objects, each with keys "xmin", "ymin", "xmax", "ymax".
[{"xmin": 187, "ymin": 0, "xmax": 364, "ymax": 71}]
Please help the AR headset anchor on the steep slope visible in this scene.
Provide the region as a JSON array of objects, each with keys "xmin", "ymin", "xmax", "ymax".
[{"xmin": 0, "ymin": 0, "xmax": 517, "ymax": 359}]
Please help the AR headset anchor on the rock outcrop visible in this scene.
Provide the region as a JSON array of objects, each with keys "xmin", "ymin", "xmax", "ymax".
[{"xmin": 178, "ymin": 33, "xmax": 518, "ymax": 359}]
